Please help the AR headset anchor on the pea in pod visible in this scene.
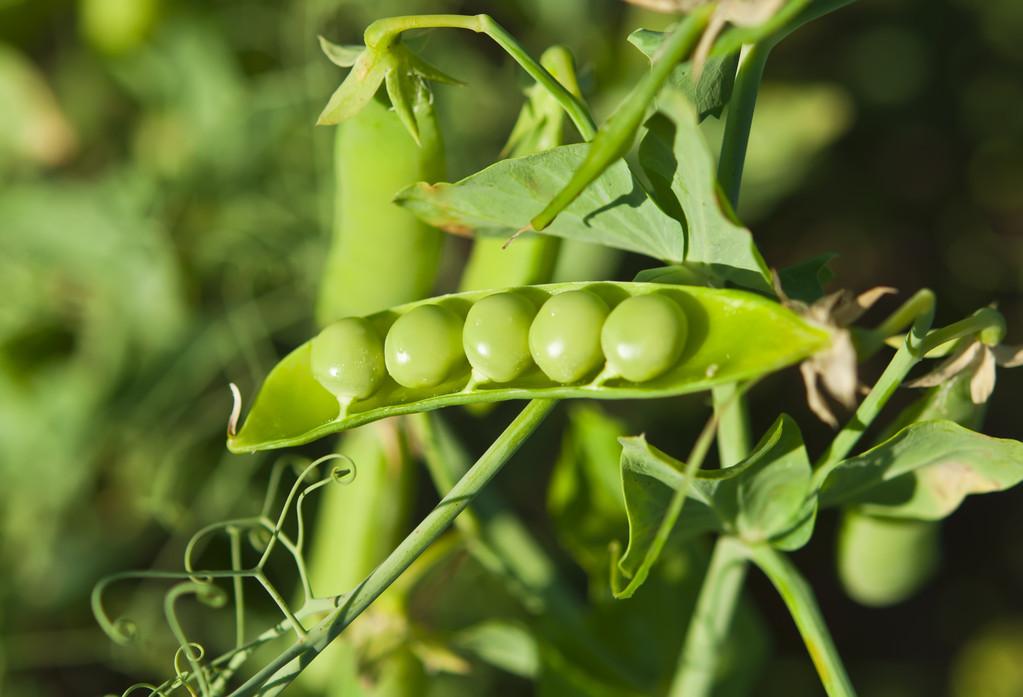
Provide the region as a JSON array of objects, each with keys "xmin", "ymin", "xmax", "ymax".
[{"xmin": 228, "ymin": 282, "xmax": 831, "ymax": 453}]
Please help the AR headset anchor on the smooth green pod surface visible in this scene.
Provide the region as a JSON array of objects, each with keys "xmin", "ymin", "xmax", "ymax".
[
  {"xmin": 311, "ymin": 318, "xmax": 387, "ymax": 401},
  {"xmin": 228, "ymin": 282, "xmax": 831, "ymax": 453},
  {"xmin": 837, "ymin": 510, "xmax": 940, "ymax": 607},
  {"xmin": 601, "ymin": 293, "xmax": 688, "ymax": 382},
  {"xmin": 529, "ymin": 290, "xmax": 610, "ymax": 383},
  {"xmin": 463, "ymin": 292, "xmax": 536, "ymax": 383},
  {"xmin": 384, "ymin": 304, "xmax": 466, "ymax": 388}
]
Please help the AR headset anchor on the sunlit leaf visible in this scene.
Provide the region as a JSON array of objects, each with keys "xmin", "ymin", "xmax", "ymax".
[
  {"xmin": 820, "ymin": 420, "xmax": 1023, "ymax": 519},
  {"xmin": 628, "ymin": 28, "xmax": 739, "ymax": 121},
  {"xmin": 395, "ymin": 144, "xmax": 686, "ymax": 261},
  {"xmin": 615, "ymin": 415, "xmax": 813, "ymax": 594},
  {"xmin": 639, "ymin": 90, "xmax": 772, "ymax": 291}
]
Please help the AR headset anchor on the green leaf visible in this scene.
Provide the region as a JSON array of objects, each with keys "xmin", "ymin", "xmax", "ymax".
[
  {"xmin": 819, "ymin": 420, "xmax": 1023, "ymax": 519},
  {"xmin": 317, "ymin": 48, "xmax": 389, "ymax": 125},
  {"xmin": 317, "ymin": 36, "xmax": 364, "ymax": 68},
  {"xmin": 777, "ymin": 254, "xmax": 836, "ymax": 304},
  {"xmin": 396, "ymin": 144, "xmax": 686, "ymax": 262},
  {"xmin": 614, "ymin": 436, "xmax": 720, "ymax": 596},
  {"xmin": 384, "ymin": 62, "xmax": 421, "ymax": 144},
  {"xmin": 713, "ymin": 414, "xmax": 812, "ymax": 543},
  {"xmin": 639, "ymin": 90, "xmax": 772, "ymax": 291},
  {"xmin": 628, "ymin": 28, "xmax": 739, "ymax": 121},
  {"xmin": 614, "ymin": 415, "xmax": 813, "ymax": 594},
  {"xmin": 453, "ymin": 621, "xmax": 540, "ymax": 679}
]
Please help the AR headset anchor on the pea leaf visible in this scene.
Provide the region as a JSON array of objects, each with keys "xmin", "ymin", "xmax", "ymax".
[
  {"xmin": 614, "ymin": 415, "xmax": 813, "ymax": 595},
  {"xmin": 777, "ymin": 253, "xmax": 836, "ymax": 304},
  {"xmin": 819, "ymin": 420, "xmax": 1023, "ymax": 519},
  {"xmin": 712, "ymin": 414, "xmax": 812, "ymax": 543},
  {"xmin": 395, "ymin": 144, "xmax": 686, "ymax": 262},
  {"xmin": 628, "ymin": 28, "xmax": 739, "ymax": 121},
  {"xmin": 639, "ymin": 90, "xmax": 772, "ymax": 292}
]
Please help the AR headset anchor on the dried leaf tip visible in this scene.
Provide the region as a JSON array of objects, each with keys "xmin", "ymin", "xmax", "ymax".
[
  {"xmin": 907, "ymin": 337, "xmax": 1023, "ymax": 406},
  {"xmin": 775, "ymin": 271, "xmax": 898, "ymax": 427},
  {"xmin": 502, "ymin": 224, "xmax": 533, "ymax": 250},
  {"xmin": 228, "ymin": 383, "xmax": 242, "ymax": 438}
]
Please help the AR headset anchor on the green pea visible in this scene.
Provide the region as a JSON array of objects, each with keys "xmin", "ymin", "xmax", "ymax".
[
  {"xmin": 601, "ymin": 294, "xmax": 688, "ymax": 382},
  {"xmin": 529, "ymin": 290, "xmax": 609, "ymax": 383},
  {"xmin": 463, "ymin": 293, "xmax": 536, "ymax": 383},
  {"xmin": 311, "ymin": 318, "xmax": 386, "ymax": 401},
  {"xmin": 385, "ymin": 304, "xmax": 466, "ymax": 388}
]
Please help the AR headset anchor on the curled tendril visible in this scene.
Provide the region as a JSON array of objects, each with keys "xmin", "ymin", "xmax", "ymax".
[
  {"xmin": 111, "ymin": 684, "xmax": 164, "ymax": 696},
  {"xmin": 95, "ymin": 450, "xmax": 360, "ymax": 694},
  {"xmin": 174, "ymin": 642, "xmax": 207, "ymax": 697}
]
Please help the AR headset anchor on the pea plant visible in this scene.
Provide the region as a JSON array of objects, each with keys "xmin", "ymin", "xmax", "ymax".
[{"xmin": 95, "ymin": 2, "xmax": 1023, "ymax": 696}]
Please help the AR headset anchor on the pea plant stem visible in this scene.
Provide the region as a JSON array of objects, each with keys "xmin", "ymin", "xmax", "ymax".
[
  {"xmin": 364, "ymin": 14, "xmax": 597, "ymax": 140},
  {"xmin": 716, "ymin": 43, "xmax": 771, "ymax": 207},
  {"xmin": 814, "ymin": 306, "xmax": 1005, "ymax": 480},
  {"xmin": 227, "ymin": 399, "xmax": 556, "ymax": 697},
  {"xmin": 670, "ymin": 17, "xmax": 771, "ymax": 692},
  {"xmin": 745, "ymin": 543, "xmax": 856, "ymax": 697},
  {"xmin": 668, "ymin": 536, "xmax": 749, "ymax": 697},
  {"xmin": 411, "ymin": 412, "xmax": 643, "ymax": 687}
]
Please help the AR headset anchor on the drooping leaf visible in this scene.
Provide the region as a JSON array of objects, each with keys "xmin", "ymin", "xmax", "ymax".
[
  {"xmin": 614, "ymin": 415, "xmax": 813, "ymax": 594},
  {"xmin": 628, "ymin": 28, "xmax": 739, "ymax": 121},
  {"xmin": 712, "ymin": 414, "xmax": 812, "ymax": 543},
  {"xmin": 396, "ymin": 144, "xmax": 686, "ymax": 261},
  {"xmin": 819, "ymin": 420, "xmax": 1023, "ymax": 519},
  {"xmin": 639, "ymin": 90, "xmax": 772, "ymax": 291},
  {"xmin": 614, "ymin": 436, "xmax": 719, "ymax": 597}
]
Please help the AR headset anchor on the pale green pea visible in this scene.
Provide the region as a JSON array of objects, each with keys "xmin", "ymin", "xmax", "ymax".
[
  {"xmin": 601, "ymin": 294, "xmax": 688, "ymax": 382},
  {"xmin": 311, "ymin": 318, "xmax": 387, "ymax": 401},
  {"xmin": 463, "ymin": 293, "xmax": 536, "ymax": 383},
  {"xmin": 528, "ymin": 290, "xmax": 609, "ymax": 383},
  {"xmin": 385, "ymin": 304, "xmax": 466, "ymax": 388}
]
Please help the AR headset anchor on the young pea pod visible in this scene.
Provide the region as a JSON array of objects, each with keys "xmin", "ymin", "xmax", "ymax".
[
  {"xmin": 835, "ymin": 359, "xmax": 986, "ymax": 607},
  {"xmin": 459, "ymin": 46, "xmax": 578, "ymax": 292},
  {"xmin": 228, "ymin": 282, "xmax": 830, "ymax": 452},
  {"xmin": 316, "ymin": 94, "xmax": 445, "ymax": 324}
]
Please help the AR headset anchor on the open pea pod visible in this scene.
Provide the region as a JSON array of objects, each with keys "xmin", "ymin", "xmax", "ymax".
[{"xmin": 228, "ymin": 282, "xmax": 830, "ymax": 453}]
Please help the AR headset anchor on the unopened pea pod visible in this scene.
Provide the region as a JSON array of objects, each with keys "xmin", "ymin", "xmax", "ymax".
[{"xmin": 227, "ymin": 282, "xmax": 831, "ymax": 453}]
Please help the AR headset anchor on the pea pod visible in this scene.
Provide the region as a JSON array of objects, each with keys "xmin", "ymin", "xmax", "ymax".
[
  {"xmin": 835, "ymin": 354, "xmax": 985, "ymax": 606},
  {"xmin": 316, "ymin": 93, "xmax": 445, "ymax": 324},
  {"xmin": 228, "ymin": 282, "xmax": 830, "ymax": 452}
]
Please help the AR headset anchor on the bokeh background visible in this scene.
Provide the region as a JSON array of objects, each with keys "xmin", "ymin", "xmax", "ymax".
[{"xmin": 2, "ymin": 0, "xmax": 1022, "ymax": 695}]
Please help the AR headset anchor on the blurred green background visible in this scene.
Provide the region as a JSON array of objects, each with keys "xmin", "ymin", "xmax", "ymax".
[{"xmin": 1, "ymin": 0, "xmax": 1022, "ymax": 695}]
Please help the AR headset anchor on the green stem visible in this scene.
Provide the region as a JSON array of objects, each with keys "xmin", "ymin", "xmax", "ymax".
[
  {"xmin": 412, "ymin": 411, "xmax": 642, "ymax": 687},
  {"xmin": 364, "ymin": 14, "xmax": 596, "ymax": 140},
  {"xmin": 716, "ymin": 44, "xmax": 770, "ymax": 207},
  {"xmin": 814, "ymin": 306, "xmax": 1005, "ymax": 480},
  {"xmin": 670, "ymin": 17, "xmax": 770, "ymax": 693},
  {"xmin": 228, "ymin": 399, "xmax": 556, "ymax": 697},
  {"xmin": 874, "ymin": 289, "xmax": 936, "ymax": 341},
  {"xmin": 668, "ymin": 536, "xmax": 749, "ymax": 697},
  {"xmin": 745, "ymin": 543, "xmax": 857, "ymax": 697},
  {"xmin": 530, "ymin": 6, "xmax": 714, "ymax": 231}
]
